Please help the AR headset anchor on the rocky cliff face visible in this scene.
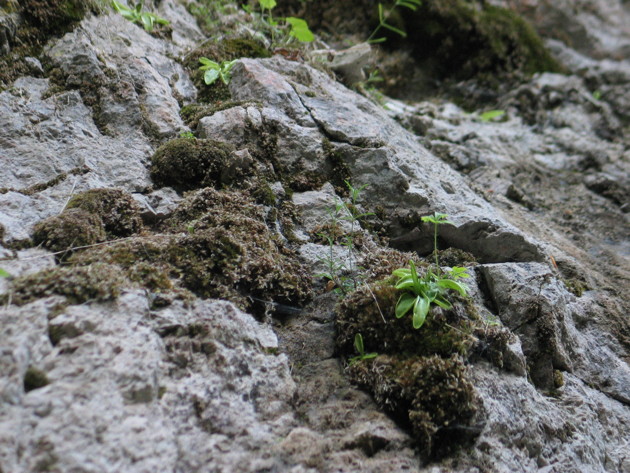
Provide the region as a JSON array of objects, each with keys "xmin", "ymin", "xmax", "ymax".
[{"xmin": 0, "ymin": 1, "xmax": 628, "ymax": 472}]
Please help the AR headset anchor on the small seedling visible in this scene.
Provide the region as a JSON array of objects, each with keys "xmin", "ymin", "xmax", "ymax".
[
  {"xmin": 179, "ymin": 131, "xmax": 195, "ymax": 139},
  {"xmin": 316, "ymin": 181, "xmax": 373, "ymax": 296},
  {"xmin": 0, "ymin": 268, "xmax": 10, "ymax": 278},
  {"xmin": 479, "ymin": 109, "xmax": 506, "ymax": 122},
  {"xmin": 248, "ymin": 0, "xmax": 314, "ymax": 45},
  {"xmin": 111, "ymin": 1, "xmax": 169, "ymax": 32},
  {"xmin": 199, "ymin": 58, "xmax": 238, "ymax": 85},
  {"xmin": 349, "ymin": 333, "xmax": 377, "ymax": 365},
  {"xmin": 367, "ymin": 0, "xmax": 422, "ymax": 44}
]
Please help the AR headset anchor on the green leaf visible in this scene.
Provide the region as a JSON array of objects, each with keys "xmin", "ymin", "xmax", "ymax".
[
  {"xmin": 362, "ymin": 353, "xmax": 378, "ymax": 360},
  {"xmin": 382, "ymin": 23, "xmax": 407, "ymax": 37},
  {"xmin": 378, "ymin": 3, "xmax": 384, "ymax": 22},
  {"xmin": 436, "ymin": 278, "xmax": 468, "ymax": 296},
  {"xmin": 449, "ymin": 266, "xmax": 470, "ymax": 279},
  {"xmin": 0, "ymin": 268, "xmax": 10, "ymax": 278},
  {"xmin": 368, "ymin": 37, "xmax": 387, "ymax": 44},
  {"xmin": 479, "ymin": 109, "xmax": 505, "ymax": 122},
  {"xmin": 286, "ymin": 17, "xmax": 314, "ymax": 42},
  {"xmin": 259, "ymin": 0, "xmax": 277, "ymax": 10},
  {"xmin": 394, "ymin": 278, "xmax": 416, "ymax": 291},
  {"xmin": 354, "ymin": 333, "xmax": 365, "ymax": 355},
  {"xmin": 204, "ymin": 69, "xmax": 220, "ymax": 85},
  {"xmin": 140, "ymin": 12, "xmax": 154, "ymax": 31},
  {"xmin": 395, "ymin": 293, "xmax": 417, "ymax": 318},
  {"xmin": 199, "ymin": 57, "xmax": 219, "ymax": 69},
  {"xmin": 392, "ymin": 268, "xmax": 411, "ymax": 278},
  {"xmin": 433, "ymin": 296, "xmax": 452, "ymax": 310},
  {"xmin": 409, "ymin": 260, "xmax": 421, "ymax": 289},
  {"xmin": 421, "ymin": 212, "xmax": 453, "ymax": 225},
  {"xmin": 412, "ymin": 296, "xmax": 430, "ymax": 329}
]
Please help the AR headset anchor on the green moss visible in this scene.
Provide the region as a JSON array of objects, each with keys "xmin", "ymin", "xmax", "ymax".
[
  {"xmin": 562, "ymin": 278, "xmax": 588, "ymax": 297},
  {"xmin": 5, "ymin": 262, "xmax": 125, "ymax": 306},
  {"xmin": 19, "ymin": 166, "xmax": 90, "ymax": 196},
  {"xmin": 150, "ymin": 138, "xmax": 238, "ymax": 191},
  {"xmin": 32, "ymin": 208, "xmax": 106, "ymax": 256},
  {"xmin": 180, "ymin": 100, "xmax": 261, "ymax": 129},
  {"xmin": 348, "ymin": 354, "xmax": 478, "ymax": 457},
  {"xmin": 20, "ymin": 0, "xmax": 88, "ymax": 33},
  {"xmin": 438, "ymin": 247, "xmax": 477, "ymax": 267},
  {"xmin": 183, "ymin": 38, "xmax": 271, "ymax": 104},
  {"xmin": 66, "ymin": 188, "xmax": 143, "ymax": 238},
  {"xmin": 72, "ymin": 188, "xmax": 312, "ymax": 312},
  {"xmin": 23, "ymin": 366, "xmax": 50, "ymax": 392},
  {"xmin": 404, "ymin": 0, "xmax": 561, "ymax": 83},
  {"xmin": 336, "ymin": 281, "xmax": 477, "ymax": 360},
  {"xmin": 0, "ymin": 0, "xmax": 102, "ymax": 88}
]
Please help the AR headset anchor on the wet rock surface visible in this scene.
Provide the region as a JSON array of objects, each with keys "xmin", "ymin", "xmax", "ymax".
[{"xmin": 0, "ymin": 0, "xmax": 629, "ymax": 472}]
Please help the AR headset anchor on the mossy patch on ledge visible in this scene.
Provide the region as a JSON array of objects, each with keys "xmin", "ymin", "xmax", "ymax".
[
  {"xmin": 3, "ymin": 262, "xmax": 126, "ymax": 306},
  {"xmin": 0, "ymin": 0, "xmax": 102, "ymax": 88},
  {"xmin": 335, "ymin": 273, "xmax": 517, "ymax": 457},
  {"xmin": 31, "ymin": 188, "xmax": 143, "ymax": 259},
  {"xmin": 66, "ymin": 188, "xmax": 143, "ymax": 238},
  {"xmin": 182, "ymin": 38, "xmax": 271, "ymax": 104},
  {"xmin": 70, "ymin": 188, "xmax": 312, "ymax": 312},
  {"xmin": 349, "ymin": 354, "xmax": 479, "ymax": 458},
  {"xmin": 150, "ymin": 138, "xmax": 238, "ymax": 191}
]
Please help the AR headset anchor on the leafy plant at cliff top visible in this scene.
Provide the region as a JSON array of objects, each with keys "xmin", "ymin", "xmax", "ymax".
[
  {"xmin": 111, "ymin": 1, "xmax": 169, "ymax": 32},
  {"xmin": 367, "ymin": 0, "xmax": 422, "ymax": 44},
  {"xmin": 244, "ymin": 0, "xmax": 314, "ymax": 44},
  {"xmin": 392, "ymin": 213, "xmax": 470, "ymax": 329},
  {"xmin": 198, "ymin": 58, "xmax": 238, "ymax": 85}
]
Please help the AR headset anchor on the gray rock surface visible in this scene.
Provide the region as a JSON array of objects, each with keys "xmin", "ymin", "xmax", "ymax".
[{"xmin": 0, "ymin": 0, "xmax": 629, "ymax": 472}]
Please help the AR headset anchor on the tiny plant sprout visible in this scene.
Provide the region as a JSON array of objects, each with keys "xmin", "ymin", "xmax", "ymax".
[
  {"xmin": 349, "ymin": 333, "xmax": 378, "ymax": 365},
  {"xmin": 111, "ymin": 1, "xmax": 169, "ymax": 32},
  {"xmin": 198, "ymin": 58, "xmax": 238, "ymax": 86},
  {"xmin": 479, "ymin": 109, "xmax": 506, "ymax": 122}
]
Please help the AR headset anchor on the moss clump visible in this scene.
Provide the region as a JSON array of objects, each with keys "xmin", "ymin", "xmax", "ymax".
[
  {"xmin": 150, "ymin": 138, "xmax": 237, "ymax": 191},
  {"xmin": 180, "ymin": 100, "xmax": 261, "ymax": 129},
  {"xmin": 438, "ymin": 247, "xmax": 477, "ymax": 268},
  {"xmin": 73, "ymin": 189, "xmax": 312, "ymax": 311},
  {"xmin": 23, "ymin": 366, "xmax": 50, "ymax": 392},
  {"xmin": 349, "ymin": 354, "xmax": 478, "ymax": 458},
  {"xmin": 66, "ymin": 188, "xmax": 143, "ymax": 238},
  {"xmin": 5, "ymin": 262, "xmax": 125, "ymax": 306},
  {"xmin": 403, "ymin": 0, "xmax": 561, "ymax": 82},
  {"xmin": 336, "ymin": 282, "xmax": 476, "ymax": 359},
  {"xmin": 32, "ymin": 208, "xmax": 106, "ymax": 255},
  {"xmin": 20, "ymin": 0, "xmax": 88, "ymax": 34},
  {"xmin": 183, "ymin": 38, "xmax": 271, "ymax": 103}
]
